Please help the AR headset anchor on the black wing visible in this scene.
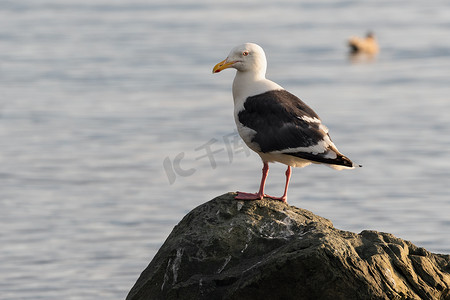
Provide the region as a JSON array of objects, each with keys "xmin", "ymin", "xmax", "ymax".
[
  {"xmin": 238, "ymin": 89, "xmax": 356, "ymax": 167},
  {"xmin": 238, "ymin": 89, "xmax": 327, "ymax": 153}
]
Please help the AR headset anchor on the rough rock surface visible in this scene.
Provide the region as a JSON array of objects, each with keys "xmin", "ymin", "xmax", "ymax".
[{"xmin": 127, "ymin": 193, "xmax": 450, "ymax": 300}]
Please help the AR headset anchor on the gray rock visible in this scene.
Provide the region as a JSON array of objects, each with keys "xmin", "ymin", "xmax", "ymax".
[{"xmin": 127, "ymin": 193, "xmax": 450, "ymax": 300}]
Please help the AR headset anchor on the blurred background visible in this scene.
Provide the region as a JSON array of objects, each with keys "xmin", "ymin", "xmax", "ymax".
[{"xmin": 0, "ymin": 0, "xmax": 449, "ymax": 299}]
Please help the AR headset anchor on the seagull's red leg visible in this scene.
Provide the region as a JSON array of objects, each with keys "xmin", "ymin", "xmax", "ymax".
[
  {"xmin": 235, "ymin": 162, "xmax": 269, "ymax": 200},
  {"xmin": 266, "ymin": 166, "xmax": 291, "ymax": 203}
]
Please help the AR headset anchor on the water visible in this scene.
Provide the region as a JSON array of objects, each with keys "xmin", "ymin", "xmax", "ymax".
[{"xmin": 0, "ymin": 0, "xmax": 449, "ymax": 299}]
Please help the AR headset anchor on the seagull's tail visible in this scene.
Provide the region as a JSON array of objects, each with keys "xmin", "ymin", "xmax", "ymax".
[
  {"xmin": 329, "ymin": 155, "xmax": 362, "ymax": 170},
  {"xmin": 289, "ymin": 151, "xmax": 361, "ymax": 170}
]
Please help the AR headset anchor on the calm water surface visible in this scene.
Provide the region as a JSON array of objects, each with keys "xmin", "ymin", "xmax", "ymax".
[{"xmin": 0, "ymin": 0, "xmax": 449, "ymax": 299}]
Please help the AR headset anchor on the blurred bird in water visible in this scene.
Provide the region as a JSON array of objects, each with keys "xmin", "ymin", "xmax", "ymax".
[{"xmin": 348, "ymin": 32, "xmax": 379, "ymax": 55}]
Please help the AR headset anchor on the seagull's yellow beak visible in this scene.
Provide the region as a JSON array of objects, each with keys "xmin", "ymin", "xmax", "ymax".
[{"xmin": 212, "ymin": 59, "xmax": 235, "ymax": 73}]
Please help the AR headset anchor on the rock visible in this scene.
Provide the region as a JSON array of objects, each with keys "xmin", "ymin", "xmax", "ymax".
[{"xmin": 126, "ymin": 193, "xmax": 450, "ymax": 300}]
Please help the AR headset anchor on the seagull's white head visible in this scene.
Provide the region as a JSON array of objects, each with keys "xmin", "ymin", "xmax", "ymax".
[{"xmin": 213, "ymin": 43, "xmax": 267, "ymax": 78}]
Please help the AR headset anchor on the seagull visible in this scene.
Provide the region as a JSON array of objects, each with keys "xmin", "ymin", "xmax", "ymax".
[{"xmin": 213, "ymin": 43, "xmax": 360, "ymax": 203}]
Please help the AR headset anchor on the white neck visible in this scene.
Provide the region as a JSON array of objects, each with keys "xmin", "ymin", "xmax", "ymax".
[{"xmin": 232, "ymin": 71, "xmax": 283, "ymax": 105}]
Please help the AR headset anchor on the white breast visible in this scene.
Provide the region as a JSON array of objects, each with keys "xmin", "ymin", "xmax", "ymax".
[{"xmin": 232, "ymin": 76, "xmax": 283, "ymax": 152}]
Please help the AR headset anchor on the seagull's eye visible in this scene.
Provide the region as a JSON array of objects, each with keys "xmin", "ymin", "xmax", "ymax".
[{"xmin": 242, "ymin": 51, "xmax": 249, "ymax": 56}]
